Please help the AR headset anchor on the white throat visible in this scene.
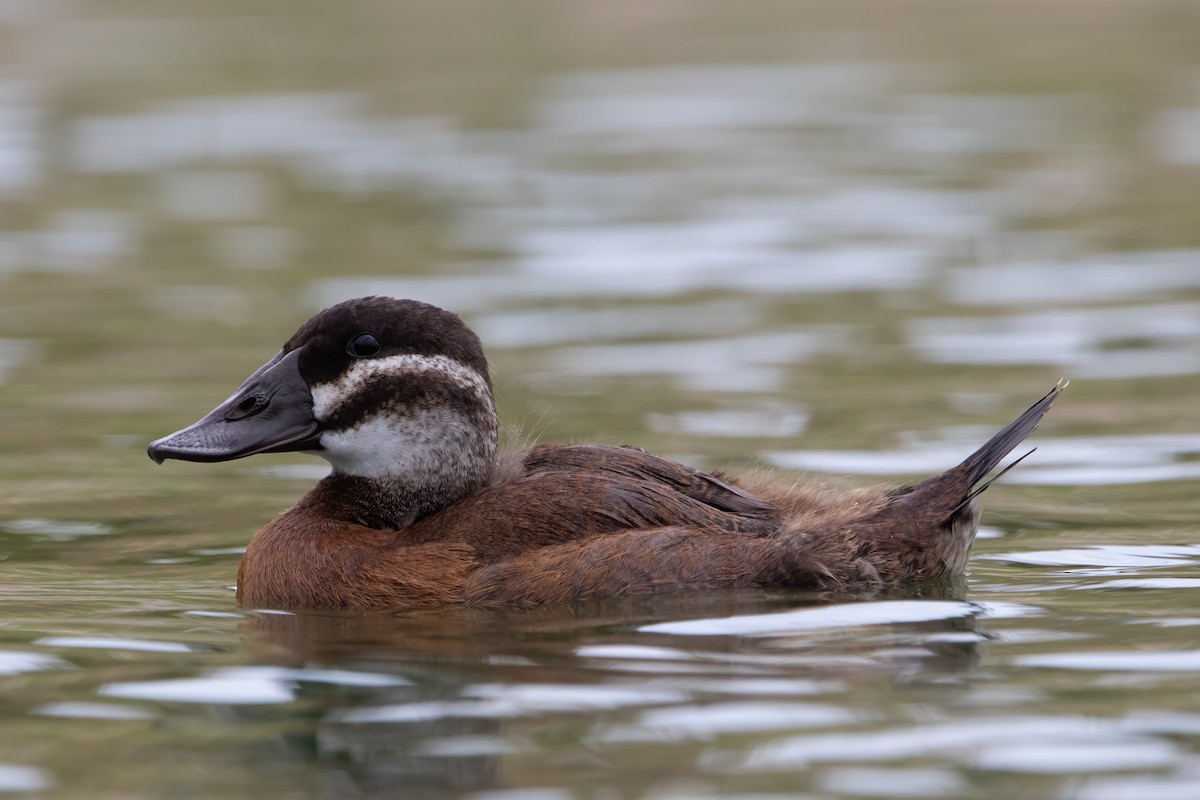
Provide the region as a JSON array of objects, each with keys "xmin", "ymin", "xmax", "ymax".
[{"xmin": 318, "ymin": 406, "xmax": 489, "ymax": 482}]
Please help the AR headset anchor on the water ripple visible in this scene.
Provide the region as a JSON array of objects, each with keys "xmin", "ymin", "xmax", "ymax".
[
  {"xmin": 819, "ymin": 766, "xmax": 966, "ymax": 797},
  {"xmin": 1083, "ymin": 578, "xmax": 1200, "ymax": 590},
  {"xmin": 101, "ymin": 669, "xmax": 296, "ymax": 705},
  {"xmin": 34, "ymin": 702, "xmax": 155, "ymax": 720},
  {"xmin": 0, "ymin": 764, "xmax": 49, "ymax": 793},
  {"xmin": 332, "ymin": 683, "xmax": 687, "ymax": 724},
  {"xmin": 646, "ymin": 407, "xmax": 809, "ymax": 439},
  {"xmin": 0, "ymin": 339, "xmax": 40, "ymax": 385},
  {"xmin": 907, "ymin": 303, "xmax": 1200, "ymax": 378},
  {"xmin": 100, "ymin": 665, "xmax": 408, "ymax": 705},
  {"xmin": 599, "ymin": 702, "xmax": 855, "ymax": 742},
  {"xmin": 982, "ymin": 545, "xmax": 1200, "ymax": 571},
  {"xmin": 768, "ymin": 434, "xmax": 1200, "ymax": 486},
  {"xmin": 0, "ymin": 518, "xmax": 114, "ymax": 540},
  {"xmin": 0, "ymin": 651, "xmax": 68, "ymax": 676},
  {"xmin": 947, "ymin": 253, "xmax": 1200, "ymax": 306},
  {"xmin": 549, "ymin": 329, "xmax": 851, "ymax": 392},
  {"xmin": 640, "ymin": 600, "xmax": 1039, "ymax": 637},
  {"xmin": 1016, "ymin": 650, "xmax": 1200, "ymax": 672},
  {"xmin": 36, "ymin": 636, "xmax": 192, "ymax": 653},
  {"xmin": 575, "ymin": 644, "xmax": 692, "ymax": 661},
  {"xmin": 472, "ymin": 301, "xmax": 758, "ymax": 348},
  {"xmin": 974, "ymin": 739, "xmax": 1178, "ymax": 773},
  {"xmin": 735, "ymin": 716, "xmax": 1164, "ymax": 770},
  {"xmin": 1077, "ymin": 777, "xmax": 1200, "ymax": 800}
]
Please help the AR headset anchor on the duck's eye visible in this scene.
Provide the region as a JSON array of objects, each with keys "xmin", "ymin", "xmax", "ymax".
[{"xmin": 346, "ymin": 333, "xmax": 381, "ymax": 358}]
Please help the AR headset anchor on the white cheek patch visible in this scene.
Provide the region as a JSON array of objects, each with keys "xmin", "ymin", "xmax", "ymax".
[
  {"xmin": 319, "ymin": 407, "xmax": 487, "ymax": 481},
  {"xmin": 308, "ymin": 353, "xmax": 496, "ymax": 481},
  {"xmin": 310, "ymin": 353, "xmax": 492, "ymax": 422}
]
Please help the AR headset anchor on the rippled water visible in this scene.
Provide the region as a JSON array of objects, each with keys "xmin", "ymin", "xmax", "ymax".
[{"xmin": 1, "ymin": 1, "xmax": 1199, "ymax": 798}]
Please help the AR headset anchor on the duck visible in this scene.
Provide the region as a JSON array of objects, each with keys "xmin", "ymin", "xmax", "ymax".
[{"xmin": 148, "ymin": 295, "xmax": 1064, "ymax": 610}]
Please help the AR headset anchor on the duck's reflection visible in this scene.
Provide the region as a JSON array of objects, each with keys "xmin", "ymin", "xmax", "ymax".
[{"xmin": 243, "ymin": 583, "xmax": 985, "ymax": 797}]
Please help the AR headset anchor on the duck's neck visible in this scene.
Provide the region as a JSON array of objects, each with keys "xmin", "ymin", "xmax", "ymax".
[
  {"xmin": 303, "ymin": 472, "xmax": 482, "ymax": 530},
  {"xmin": 307, "ymin": 398, "xmax": 500, "ymax": 529}
]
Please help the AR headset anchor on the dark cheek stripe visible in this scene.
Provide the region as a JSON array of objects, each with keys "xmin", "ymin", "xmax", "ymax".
[{"xmin": 319, "ymin": 375, "xmax": 490, "ymax": 432}]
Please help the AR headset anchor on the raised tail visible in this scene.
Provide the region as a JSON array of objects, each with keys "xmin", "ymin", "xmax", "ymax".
[
  {"xmin": 866, "ymin": 380, "xmax": 1067, "ymax": 580},
  {"xmin": 960, "ymin": 378, "xmax": 1066, "ymax": 490},
  {"xmin": 893, "ymin": 379, "xmax": 1066, "ymax": 523}
]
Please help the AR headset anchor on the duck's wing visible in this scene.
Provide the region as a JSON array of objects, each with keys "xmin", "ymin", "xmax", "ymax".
[
  {"xmin": 525, "ymin": 443, "xmax": 776, "ymax": 518},
  {"xmin": 408, "ymin": 443, "xmax": 778, "ymax": 562},
  {"xmin": 461, "ymin": 511, "xmax": 903, "ymax": 605},
  {"xmin": 461, "ymin": 525, "xmax": 810, "ymax": 606}
]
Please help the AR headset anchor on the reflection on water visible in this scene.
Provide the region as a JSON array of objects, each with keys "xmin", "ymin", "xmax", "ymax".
[
  {"xmin": 0, "ymin": 339, "xmax": 39, "ymax": 385},
  {"xmin": 72, "ymin": 93, "xmax": 365, "ymax": 174},
  {"xmin": 600, "ymin": 701, "xmax": 856, "ymax": 741},
  {"xmin": 1, "ymin": 518, "xmax": 114, "ymax": 540},
  {"xmin": 0, "ymin": 764, "xmax": 48, "ymax": 793},
  {"xmin": 639, "ymin": 599, "xmax": 1038, "ymax": 636},
  {"xmin": 3, "ymin": 559, "xmax": 1200, "ymax": 797},
  {"xmin": 1017, "ymin": 651, "xmax": 1200, "ymax": 672},
  {"xmin": 159, "ymin": 171, "xmax": 272, "ymax": 222},
  {"xmin": 35, "ymin": 636, "xmax": 192, "ymax": 653},
  {"xmin": 549, "ymin": 329, "xmax": 851, "ymax": 392},
  {"xmin": 59, "ymin": 59, "xmax": 1102, "ymax": 325},
  {"xmin": 946, "ymin": 254, "xmax": 1200, "ymax": 306},
  {"xmin": 537, "ymin": 64, "xmax": 889, "ymax": 134},
  {"xmin": 472, "ymin": 300, "xmax": 759, "ymax": 348},
  {"xmin": 34, "ymin": 702, "xmax": 154, "ymax": 720},
  {"xmin": 210, "ymin": 226, "xmax": 296, "ymax": 271},
  {"xmin": 245, "ymin": 594, "xmax": 994, "ymax": 796},
  {"xmin": 1156, "ymin": 106, "xmax": 1200, "ymax": 165},
  {"xmin": 149, "ymin": 285, "xmax": 251, "ymax": 325},
  {"xmin": 819, "ymin": 766, "xmax": 966, "ymax": 798},
  {"xmin": 737, "ymin": 715, "xmax": 1178, "ymax": 771},
  {"xmin": 769, "ymin": 433, "xmax": 1200, "ymax": 486},
  {"xmin": 0, "ymin": 79, "xmax": 39, "ymax": 199},
  {"xmin": 645, "ymin": 406, "xmax": 809, "ymax": 439},
  {"xmin": 0, "ymin": 651, "xmax": 66, "ymax": 675},
  {"xmin": 983, "ymin": 544, "xmax": 1200, "ymax": 572},
  {"xmin": 102, "ymin": 665, "xmax": 408, "ymax": 704},
  {"xmin": 0, "ymin": 211, "xmax": 138, "ymax": 275},
  {"xmin": 908, "ymin": 303, "xmax": 1200, "ymax": 378}
]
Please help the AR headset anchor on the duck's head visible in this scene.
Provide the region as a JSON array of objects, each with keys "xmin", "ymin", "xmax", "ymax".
[{"xmin": 148, "ymin": 296, "xmax": 498, "ymax": 512}]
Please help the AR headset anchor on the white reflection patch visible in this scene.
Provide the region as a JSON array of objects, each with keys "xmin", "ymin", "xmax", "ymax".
[
  {"xmin": 639, "ymin": 599, "xmax": 1039, "ymax": 637},
  {"xmin": 906, "ymin": 303, "xmax": 1200, "ymax": 378},
  {"xmin": 0, "ymin": 339, "xmax": 40, "ymax": 386},
  {"xmin": 767, "ymin": 433, "xmax": 1200, "ymax": 487}
]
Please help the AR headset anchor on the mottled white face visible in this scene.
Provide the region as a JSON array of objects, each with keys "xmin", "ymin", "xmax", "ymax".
[{"xmin": 309, "ymin": 353, "xmax": 497, "ymax": 489}]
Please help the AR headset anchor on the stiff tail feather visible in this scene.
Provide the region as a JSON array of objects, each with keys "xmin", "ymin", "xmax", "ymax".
[{"xmin": 960, "ymin": 378, "xmax": 1067, "ymax": 492}]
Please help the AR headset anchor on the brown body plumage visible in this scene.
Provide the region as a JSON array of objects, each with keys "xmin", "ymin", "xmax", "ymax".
[{"xmin": 148, "ymin": 296, "xmax": 1064, "ymax": 610}]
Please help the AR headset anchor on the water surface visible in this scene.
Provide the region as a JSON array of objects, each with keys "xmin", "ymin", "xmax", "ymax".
[{"xmin": 1, "ymin": 1, "xmax": 1199, "ymax": 798}]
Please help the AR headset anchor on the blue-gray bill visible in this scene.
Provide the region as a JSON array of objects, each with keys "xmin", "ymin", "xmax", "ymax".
[{"xmin": 147, "ymin": 348, "xmax": 321, "ymax": 464}]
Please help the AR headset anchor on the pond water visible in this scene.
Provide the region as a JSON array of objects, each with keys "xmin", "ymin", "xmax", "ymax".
[{"xmin": 1, "ymin": 1, "xmax": 1199, "ymax": 798}]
